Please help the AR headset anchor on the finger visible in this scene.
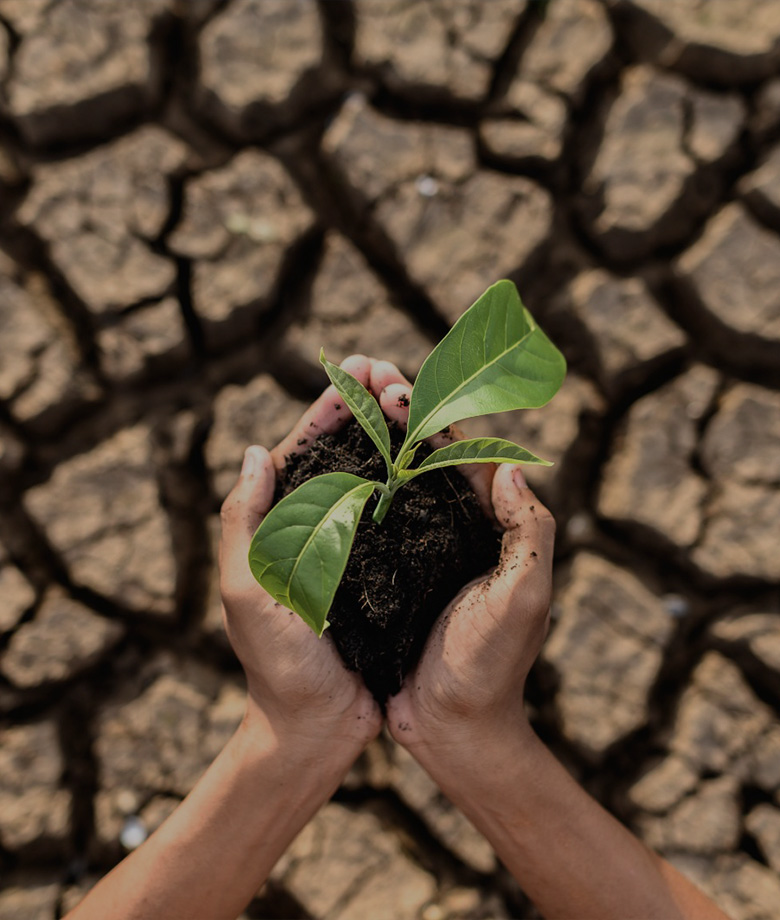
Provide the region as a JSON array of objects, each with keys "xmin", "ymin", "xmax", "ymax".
[
  {"xmin": 219, "ymin": 445, "xmax": 276, "ymax": 597},
  {"xmin": 425, "ymin": 421, "xmax": 495, "ymax": 518},
  {"xmin": 379, "ymin": 381, "xmax": 411, "ymax": 428},
  {"xmin": 271, "ymin": 354, "xmax": 372, "ymax": 471},
  {"xmin": 379, "ymin": 383, "xmax": 494, "ymax": 515},
  {"xmin": 489, "ymin": 463, "xmax": 556, "ymax": 613},
  {"xmin": 370, "ymin": 360, "xmax": 412, "ymax": 399},
  {"xmin": 492, "ymin": 464, "xmax": 554, "ymax": 538},
  {"xmin": 437, "ymin": 422, "xmax": 495, "ymax": 518}
]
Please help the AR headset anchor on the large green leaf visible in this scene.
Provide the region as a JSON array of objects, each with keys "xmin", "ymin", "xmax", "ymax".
[
  {"xmin": 401, "ymin": 437, "xmax": 551, "ymax": 480},
  {"xmin": 248, "ymin": 472, "xmax": 376, "ymax": 636},
  {"xmin": 404, "ymin": 280, "xmax": 566, "ymax": 446},
  {"xmin": 320, "ymin": 351, "xmax": 393, "ymax": 473}
]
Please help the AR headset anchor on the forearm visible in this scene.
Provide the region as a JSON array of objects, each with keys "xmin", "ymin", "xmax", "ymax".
[
  {"xmin": 411, "ymin": 724, "xmax": 728, "ymax": 920},
  {"xmin": 67, "ymin": 708, "xmax": 360, "ymax": 920}
]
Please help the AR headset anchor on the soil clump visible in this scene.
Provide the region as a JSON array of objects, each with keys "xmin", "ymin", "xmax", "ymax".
[{"xmin": 278, "ymin": 421, "xmax": 501, "ymax": 702}]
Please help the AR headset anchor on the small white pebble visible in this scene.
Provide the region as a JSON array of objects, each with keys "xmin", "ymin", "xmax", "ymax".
[
  {"xmin": 416, "ymin": 175, "xmax": 439, "ymax": 197},
  {"xmin": 120, "ymin": 816, "xmax": 148, "ymax": 850},
  {"xmin": 566, "ymin": 512, "xmax": 593, "ymax": 542},
  {"xmin": 663, "ymin": 594, "xmax": 690, "ymax": 618}
]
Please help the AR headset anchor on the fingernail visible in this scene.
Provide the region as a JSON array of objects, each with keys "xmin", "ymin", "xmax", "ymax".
[
  {"xmin": 513, "ymin": 466, "xmax": 527, "ymax": 489},
  {"xmin": 241, "ymin": 446, "xmax": 262, "ymax": 477}
]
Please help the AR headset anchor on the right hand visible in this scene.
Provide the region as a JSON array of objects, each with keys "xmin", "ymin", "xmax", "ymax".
[
  {"xmin": 387, "ymin": 463, "xmax": 555, "ymax": 755},
  {"xmin": 370, "ymin": 363, "xmax": 556, "ymax": 757}
]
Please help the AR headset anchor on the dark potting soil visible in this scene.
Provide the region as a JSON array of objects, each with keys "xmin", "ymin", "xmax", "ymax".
[{"xmin": 277, "ymin": 419, "xmax": 502, "ymax": 703}]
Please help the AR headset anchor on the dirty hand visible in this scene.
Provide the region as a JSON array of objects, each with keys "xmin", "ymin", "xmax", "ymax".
[
  {"xmin": 370, "ymin": 362, "xmax": 555, "ymax": 756},
  {"xmin": 388, "ymin": 463, "xmax": 554, "ymax": 752},
  {"xmin": 219, "ymin": 355, "xmax": 383, "ymax": 756}
]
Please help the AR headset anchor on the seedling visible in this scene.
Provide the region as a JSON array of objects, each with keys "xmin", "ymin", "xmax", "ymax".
[{"xmin": 248, "ymin": 280, "xmax": 566, "ymax": 636}]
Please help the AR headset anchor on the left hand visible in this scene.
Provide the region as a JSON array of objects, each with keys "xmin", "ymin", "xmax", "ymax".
[{"xmin": 218, "ymin": 355, "xmax": 383, "ymax": 756}]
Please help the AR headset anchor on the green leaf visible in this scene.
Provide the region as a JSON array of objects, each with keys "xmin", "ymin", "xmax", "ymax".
[
  {"xmin": 397, "ymin": 441, "xmax": 422, "ymax": 470},
  {"xmin": 248, "ymin": 472, "xmax": 376, "ymax": 636},
  {"xmin": 320, "ymin": 351, "xmax": 393, "ymax": 473},
  {"xmin": 401, "ymin": 437, "xmax": 551, "ymax": 479},
  {"xmin": 404, "ymin": 280, "xmax": 566, "ymax": 446}
]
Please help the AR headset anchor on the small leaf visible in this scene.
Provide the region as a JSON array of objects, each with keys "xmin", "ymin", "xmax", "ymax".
[
  {"xmin": 405, "ymin": 280, "xmax": 566, "ymax": 446},
  {"xmin": 320, "ymin": 351, "xmax": 393, "ymax": 473},
  {"xmin": 397, "ymin": 441, "xmax": 422, "ymax": 470},
  {"xmin": 248, "ymin": 472, "xmax": 376, "ymax": 636},
  {"xmin": 401, "ymin": 437, "xmax": 551, "ymax": 479}
]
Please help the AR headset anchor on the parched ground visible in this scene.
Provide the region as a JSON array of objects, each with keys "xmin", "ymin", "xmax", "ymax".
[{"xmin": 1, "ymin": 1, "xmax": 780, "ymax": 918}]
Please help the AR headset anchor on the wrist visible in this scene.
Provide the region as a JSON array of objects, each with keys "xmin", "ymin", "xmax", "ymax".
[
  {"xmin": 404, "ymin": 710, "xmax": 541, "ymax": 805},
  {"xmin": 241, "ymin": 695, "xmax": 374, "ymax": 777},
  {"xmin": 391, "ymin": 688, "xmax": 532, "ymax": 767}
]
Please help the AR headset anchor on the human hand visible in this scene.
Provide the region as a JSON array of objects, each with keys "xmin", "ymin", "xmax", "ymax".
[
  {"xmin": 325, "ymin": 365, "xmax": 725, "ymax": 920},
  {"xmin": 219, "ymin": 355, "xmax": 383, "ymax": 757},
  {"xmin": 388, "ymin": 464, "xmax": 554, "ymax": 749},
  {"xmin": 370, "ymin": 363, "xmax": 555, "ymax": 760}
]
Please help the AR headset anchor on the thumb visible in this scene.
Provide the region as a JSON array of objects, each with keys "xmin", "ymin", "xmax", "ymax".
[
  {"xmin": 490, "ymin": 462, "xmax": 556, "ymax": 606},
  {"xmin": 492, "ymin": 463, "xmax": 555, "ymax": 564},
  {"xmin": 379, "ymin": 382, "xmax": 410, "ymax": 429},
  {"xmin": 492, "ymin": 463, "xmax": 534, "ymax": 531},
  {"xmin": 219, "ymin": 446, "xmax": 276, "ymax": 595},
  {"xmin": 484, "ymin": 463, "xmax": 555, "ymax": 654}
]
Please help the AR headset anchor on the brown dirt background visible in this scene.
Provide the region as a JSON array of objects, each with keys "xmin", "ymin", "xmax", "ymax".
[{"xmin": 1, "ymin": 1, "xmax": 780, "ymax": 918}]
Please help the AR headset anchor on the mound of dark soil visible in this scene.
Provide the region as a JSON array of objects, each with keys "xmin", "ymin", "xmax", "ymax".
[{"xmin": 277, "ymin": 420, "xmax": 501, "ymax": 703}]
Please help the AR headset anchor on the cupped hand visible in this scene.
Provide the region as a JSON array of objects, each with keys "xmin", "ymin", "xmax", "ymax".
[
  {"xmin": 369, "ymin": 362, "xmax": 555, "ymax": 755},
  {"xmin": 388, "ymin": 463, "xmax": 554, "ymax": 750},
  {"xmin": 219, "ymin": 355, "xmax": 383, "ymax": 754}
]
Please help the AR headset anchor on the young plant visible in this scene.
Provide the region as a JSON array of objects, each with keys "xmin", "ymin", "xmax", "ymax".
[{"xmin": 248, "ymin": 280, "xmax": 566, "ymax": 636}]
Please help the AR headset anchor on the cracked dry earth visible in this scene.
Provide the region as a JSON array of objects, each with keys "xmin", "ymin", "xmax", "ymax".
[{"xmin": 1, "ymin": 1, "xmax": 780, "ymax": 918}]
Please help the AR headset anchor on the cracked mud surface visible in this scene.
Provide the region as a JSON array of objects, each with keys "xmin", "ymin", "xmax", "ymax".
[{"xmin": 1, "ymin": 1, "xmax": 779, "ymax": 917}]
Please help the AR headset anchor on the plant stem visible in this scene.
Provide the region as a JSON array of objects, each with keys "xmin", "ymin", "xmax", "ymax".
[
  {"xmin": 373, "ymin": 472, "xmax": 404, "ymax": 524},
  {"xmin": 372, "ymin": 490, "xmax": 394, "ymax": 525}
]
